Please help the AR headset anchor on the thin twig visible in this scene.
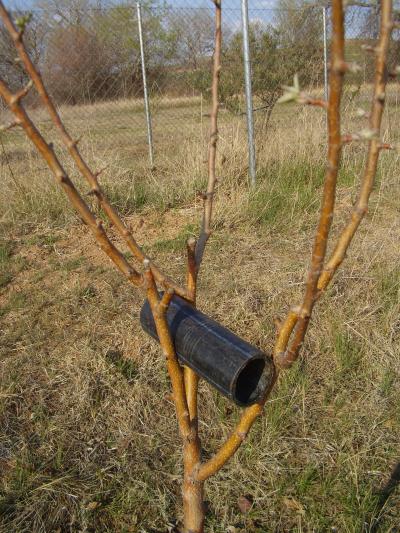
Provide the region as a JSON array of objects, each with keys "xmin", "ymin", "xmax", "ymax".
[
  {"xmin": 184, "ymin": 236, "xmax": 200, "ymax": 422},
  {"xmin": 194, "ymin": 0, "xmax": 221, "ymax": 270},
  {"xmin": 186, "ymin": 236, "xmax": 197, "ymax": 301}
]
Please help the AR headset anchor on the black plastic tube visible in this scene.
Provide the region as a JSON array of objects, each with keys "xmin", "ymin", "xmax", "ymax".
[{"xmin": 140, "ymin": 295, "xmax": 275, "ymax": 406}]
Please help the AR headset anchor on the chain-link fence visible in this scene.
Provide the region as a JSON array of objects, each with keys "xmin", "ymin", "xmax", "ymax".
[{"xmin": 1, "ymin": 1, "xmax": 399, "ymax": 174}]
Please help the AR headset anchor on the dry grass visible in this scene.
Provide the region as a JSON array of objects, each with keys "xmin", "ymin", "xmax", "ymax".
[{"xmin": 0, "ymin": 87, "xmax": 399, "ymax": 532}]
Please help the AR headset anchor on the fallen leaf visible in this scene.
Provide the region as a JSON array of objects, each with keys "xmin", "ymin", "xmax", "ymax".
[
  {"xmin": 237, "ymin": 494, "xmax": 253, "ymax": 514},
  {"xmin": 282, "ymin": 496, "xmax": 305, "ymax": 515},
  {"xmin": 86, "ymin": 501, "xmax": 99, "ymax": 511}
]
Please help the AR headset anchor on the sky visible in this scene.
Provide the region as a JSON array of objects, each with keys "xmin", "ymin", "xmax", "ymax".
[
  {"xmin": 4, "ymin": 0, "xmax": 281, "ymax": 10},
  {"xmin": 3, "ymin": 0, "xmax": 283, "ymax": 29}
]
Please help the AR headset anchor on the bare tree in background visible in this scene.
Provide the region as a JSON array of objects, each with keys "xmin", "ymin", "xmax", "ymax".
[
  {"xmin": 44, "ymin": 25, "xmax": 111, "ymax": 104},
  {"xmin": 0, "ymin": 14, "xmax": 45, "ymax": 95},
  {"xmin": 0, "ymin": 0, "xmax": 396, "ymax": 531},
  {"xmin": 167, "ymin": 9, "xmax": 215, "ymax": 70}
]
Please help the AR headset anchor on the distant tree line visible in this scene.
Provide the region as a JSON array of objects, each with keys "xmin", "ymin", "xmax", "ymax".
[{"xmin": 1, "ymin": 0, "xmax": 398, "ymax": 112}]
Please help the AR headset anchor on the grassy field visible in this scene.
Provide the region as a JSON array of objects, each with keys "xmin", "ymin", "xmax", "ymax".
[{"xmin": 0, "ymin": 88, "xmax": 400, "ymax": 532}]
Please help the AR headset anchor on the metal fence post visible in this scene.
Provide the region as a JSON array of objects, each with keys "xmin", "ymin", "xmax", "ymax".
[
  {"xmin": 322, "ymin": 6, "xmax": 329, "ymax": 102},
  {"xmin": 137, "ymin": 2, "xmax": 154, "ymax": 168},
  {"xmin": 241, "ymin": 0, "xmax": 256, "ymax": 187}
]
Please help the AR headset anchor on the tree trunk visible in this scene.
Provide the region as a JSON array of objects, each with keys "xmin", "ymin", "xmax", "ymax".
[{"xmin": 182, "ymin": 428, "xmax": 204, "ymax": 533}]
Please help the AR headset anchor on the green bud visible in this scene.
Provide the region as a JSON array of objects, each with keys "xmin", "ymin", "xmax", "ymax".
[{"xmin": 15, "ymin": 13, "xmax": 32, "ymax": 33}]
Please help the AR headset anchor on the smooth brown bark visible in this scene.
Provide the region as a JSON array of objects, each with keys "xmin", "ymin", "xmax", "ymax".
[
  {"xmin": 317, "ymin": 0, "xmax": 393, "ymax": 292},
  {"xmin": 276, "ymin": 0, "xmax": 346, "ymax": 369}
]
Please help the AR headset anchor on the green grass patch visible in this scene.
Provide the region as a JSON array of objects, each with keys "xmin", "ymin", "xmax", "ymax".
[
  {"xmin": 103, "ymin": 179, "xmax": 152, "ymax": 214},
  {"xmin": 295, "ymin": 464, "xmax": 320, "ymax": 497},
  {"xmin": 151, "ymin": 223, "xmax": 197, "ymax": 253},
  {"xmin": 0, "ymin": 271, "xmax": 13, "ymax": 289},
  {"xmin": 61, "ymin": 257, "xmax": 85, "ymax": 272},
  {"xmin": 0, "ymin": 240, "xmax": 14, "ymax": 264},
  {"xmin": 378, "ymin": 266, "xmax": 400, "ymax": 310},
  {"xmin": 338, "ymin": 164, "xmax": 359, "ymax": 187},
  {"xmin": 379, "ymin": 368, "xmax": 397, "ymax": 398},
  {"xmin": 333, "ymin": 329, "xmax": 363, "ymax": 376},
  {"xmin": 247, "ymin": 159, "xmax": 325, "ymax": 228},
  {"xmin": 25, "ymin": 234, "xmax": 60, "ymax": 248},
  {"xmin": 265, "ymin": 363, "xmax": 310, "ymax": 436},
  {"xmin": 76, "ymin": 284, "xmax": 97, "ymax": 303},
  {"xmin": 0, "ymin": 291, "xmax": 28, "ymax": 317}
]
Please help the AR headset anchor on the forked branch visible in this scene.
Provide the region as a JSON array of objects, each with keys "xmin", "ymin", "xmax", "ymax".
[
  {"xmin": 317, "ymin": 0, "xmax": 393, "ymax": 292},
  {"xmin": 276, "ymin": 0, "xmax": 393, "ymax": 369},
  {"xmin": 0, "ymin": 0, "xmax": 395, "ymax": 528},
  {"xmin": 0, "ymin": 0, "xmax": 189, "ymax": 301},
  {"xmin": 275, "ymin": 0, "xmax": 346, "ymax": 368},
  {"xmin": 0, "ymin": 77, "xmax": 143, "ymax": 289},
  {"xmin": 197, "ymin": 0, "xmax": 346, "ymax": 480},
  {"xmin": 197, "ymin": 0, "xmax": 394, "ymax": 480}
]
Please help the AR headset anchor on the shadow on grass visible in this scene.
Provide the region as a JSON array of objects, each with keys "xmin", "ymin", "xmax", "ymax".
[
  {"xmin": 370, "ymin": 461, "xmax": 400, "ymax": 533},
  {"xmin": 105, "ymin": 349, "xmax": 138, "ymax": 383}
]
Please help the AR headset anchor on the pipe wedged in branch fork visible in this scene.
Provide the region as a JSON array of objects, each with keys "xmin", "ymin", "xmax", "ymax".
[{"xmin": 0, "ymin": 0, "xmax": 189, "ymax": 300}]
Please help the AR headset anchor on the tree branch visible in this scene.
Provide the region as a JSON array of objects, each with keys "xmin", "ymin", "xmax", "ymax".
[
  {"xmin": 197, "ymin": 369, "xmax": 277, "ymax": 481},
  {"xmin": 317, "ymin": 0, "xmax": 393, "ymax": 293},
  {"xmin": 0, "ymin": 77, "xmax": 143, "ymax": 289},
  {"xmin": 143, "ymin": 261, "xmax": 191, "ymax": 439},
  {"xmin": 184, "ymin": 236, "xmax": 200, "ymax": 422},
  {"xmin": 275, "ymin": 0, "xmax": 393, "ymax": 369},
  {"xmin": 0, "ymin": 0, "xmax": 189, "ymax": 301},
  {"xmin": 275, "ymin": 0, "xmax": 346, "ymax": 369},
  {"xmin": 194, "ymin": 0, "xmax": 221, "ymax": 270}
]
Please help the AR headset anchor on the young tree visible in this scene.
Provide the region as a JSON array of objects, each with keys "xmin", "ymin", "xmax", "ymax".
[
  {"xmin": 221, "ymin": 22, "xmax": 285, "ymax": 123},
  {"xmin": 44, "ymin": 25, "xmax": 112, "ymax": 104},
  {"xmin": 219, "ymin": 1, "xmax": 323, "ymax": 127},
  {"xmin": 274, "ymin": 0, "xmax": 323, "ymax": 86},
  {"xmin": 0, "ymin": 0, "xmax": 395, "ymax": 531},
  {"xmin": 38, "ymin": 0, "xmax": 176, "ymax": 104}
]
